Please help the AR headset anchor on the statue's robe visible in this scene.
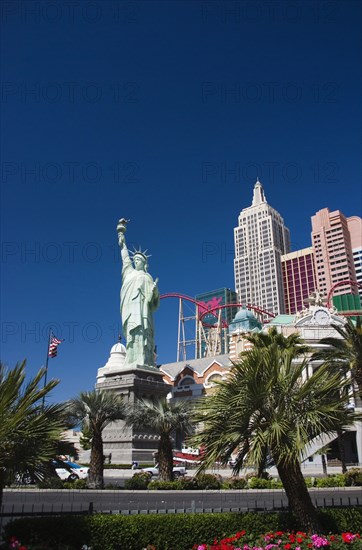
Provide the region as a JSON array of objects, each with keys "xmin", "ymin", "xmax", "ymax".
[{"xmin": 121, "ymin": 256, "xmax": 159, "ymax": 367}]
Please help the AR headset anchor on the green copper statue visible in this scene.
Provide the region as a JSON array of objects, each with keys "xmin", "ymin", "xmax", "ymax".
[{"xmin": 117, "ymin": 219, "xmax": 160, "ymax": 368}]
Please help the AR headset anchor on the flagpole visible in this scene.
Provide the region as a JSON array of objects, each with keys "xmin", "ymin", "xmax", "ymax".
[{"xmin": 42, "ymin": 327, "xmax": 52, "ymax": 410}]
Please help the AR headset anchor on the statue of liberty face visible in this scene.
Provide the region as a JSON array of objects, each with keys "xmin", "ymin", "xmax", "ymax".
[{"xmin": 133, "ymin": 254, "xmax": 147, "ymax": 271}]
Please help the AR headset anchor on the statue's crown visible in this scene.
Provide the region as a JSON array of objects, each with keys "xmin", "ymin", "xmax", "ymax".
[{"xmin": 130, "ymin": 246, "xmax": 151, "ymax": 262}]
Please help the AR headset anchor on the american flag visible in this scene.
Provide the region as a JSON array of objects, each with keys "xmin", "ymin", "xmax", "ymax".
[{"xmin": 48, "ymin": 335, "xmax": 63, "ymax": 358}]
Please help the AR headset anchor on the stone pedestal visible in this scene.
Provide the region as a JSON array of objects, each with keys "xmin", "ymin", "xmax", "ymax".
[{"xmin": 96, "ymin": 343, "xmax": 170, "ymax": 464}]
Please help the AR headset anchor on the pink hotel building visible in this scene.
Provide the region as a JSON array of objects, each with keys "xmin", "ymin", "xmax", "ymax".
[
  {"xmin": 282, "ymin": 208, "xmax": 362, "ymax": 314},
  {"xmin": 311, "ymin": 208, "xmax": 361, "ymax": 300}
]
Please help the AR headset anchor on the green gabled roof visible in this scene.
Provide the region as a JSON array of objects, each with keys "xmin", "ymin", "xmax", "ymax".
[{"xmin": 268, "ymin": 314, "xmax": 296, "ymax": 325}]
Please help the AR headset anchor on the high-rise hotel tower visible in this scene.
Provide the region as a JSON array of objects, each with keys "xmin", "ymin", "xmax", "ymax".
[
  {"xmin": 234, "ymin": 180, "xmax": 291, "ymax": 316},
  {"xmin": 311, "ymin": 208, "xmax": 360, "ymax": 300}
]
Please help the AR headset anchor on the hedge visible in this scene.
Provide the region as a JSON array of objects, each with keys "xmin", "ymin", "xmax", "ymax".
[
  {"xmin": 4, "ymin": 507, "xmax": 362, "ymax": 550},
  {"xmin": 122, "ymin": 470, "xmax": 362, "ymax": 491}
]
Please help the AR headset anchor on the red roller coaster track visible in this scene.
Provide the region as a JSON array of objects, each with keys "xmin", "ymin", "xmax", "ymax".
[
  {"xmin": 160, "ymin": 293, "xmax": 275, "ymax": 328},
  {"xmin": 198, "ymin": 302, "xmax": 275, "ymax": 325},
  {"xmin": 326, "ymin": 280, "xmax": 362, "ymax": 310}
]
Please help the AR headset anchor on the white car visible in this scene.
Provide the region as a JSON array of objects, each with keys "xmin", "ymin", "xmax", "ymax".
[
  {"xmin": 64, "ymin": 461, "xmax": 89, "ymax": 480},
  {"xmin": 52, "ymin": 459, "xmax": 89, "ymax": 481},
  {"xmin": 15, "ymin": 460, "xmax": 89, "ymax": 485},
  {"xmin": 141, "ymin": 464, "xmax": 187, "ymax": 479}
]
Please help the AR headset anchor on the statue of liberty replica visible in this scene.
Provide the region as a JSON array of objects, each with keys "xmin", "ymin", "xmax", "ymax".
[
  {"xmin": 117, "ymin": 218, "xmax": 160, "ymax": 368},
  {"xmin": 94, "ymin": 219, "xmax": 168, "ymax": 464}
]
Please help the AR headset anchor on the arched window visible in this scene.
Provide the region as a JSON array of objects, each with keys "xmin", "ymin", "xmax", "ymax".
[
  {"xmin": 179, "ymin": 376, "xmax": 194, "ymax": 387},
  {"xmin": 206, "ymin": 373, "xmax": 223, "ymax": 386}
]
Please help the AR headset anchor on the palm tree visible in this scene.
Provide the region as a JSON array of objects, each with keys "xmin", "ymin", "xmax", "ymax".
[
  {"xmin": 0, "ymin": 361, "xmax": 67, "ymax": 508},
  {"xmin": 241, "ymin": 328, "xmax": 310, "ymax": 478},
  {"xmin": 126, "ymin": 398, "xmax": 194, "ymax": 481},
  {"xmin": 192, "ymin": 340, "xmax": 359, "ymax": 532},
  {"xmin": 312, "ymin": 317, "xmax": 362, "ymax": 397},
  {"xmin": 312, "ymin": 317, "xmax": 362, "ymax": 473},
  {"xmin": 68, "ymin": 390, "xmax": 126, "ymax": 489}
]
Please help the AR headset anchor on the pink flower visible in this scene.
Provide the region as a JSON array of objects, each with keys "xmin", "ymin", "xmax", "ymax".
[{"xmin": 311, "ymin": 534, "xmax": 329, "ymax": 548}]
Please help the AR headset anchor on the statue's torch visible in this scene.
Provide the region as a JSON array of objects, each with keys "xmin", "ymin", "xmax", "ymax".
[{"xmin": 117, "ymin": 218, "xmax": 130, "ymax": 246}]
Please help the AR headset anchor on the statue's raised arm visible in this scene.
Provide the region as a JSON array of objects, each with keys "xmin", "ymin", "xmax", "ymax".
[{"xmin": 117, "ymin": 218, "xmax": 159, "ymax": 369}]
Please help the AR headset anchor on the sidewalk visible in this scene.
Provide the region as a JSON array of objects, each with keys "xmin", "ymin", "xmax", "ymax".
[{"xmin": 103, "ymin": 463, "xmax": 361, "ymax": 479}]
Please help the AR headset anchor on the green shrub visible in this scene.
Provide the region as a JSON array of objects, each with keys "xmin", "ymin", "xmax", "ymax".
[
  {"xmin": 63, "ymin": 478, "xmax": 88, "ymax": 490},
  {"xmin": 269, "ymin": 478, "xmax": 283, "ymax": 489},
  {"xmin": 318, "ymin": 507, "xmax": 362, "ymax": 533},
  {"xmin": 148, "ymin": 480, "xmax": 183, "ymax": 490},
  {"xmin": 124, "ymin": 472, "xmax": 151, "ymax": 490},
  {"xmin": 5, "ymin": 508, "xmax": 362, "ymax": 550},
  {"xmin": 176, "ymin": 476, "xmax": 195, "ymax": 489},
  {"xmin": 344, "ymin": 468, "xmax": 362, "ymax": 486},
  {"xmin": 2, "ymin": 512, "xmax": 293, "ymax": 550},
  {"xmin": 304, "ymin": 477, "xmax": 316, "ymax": 488},
  {"xmin": 245, "ymin": 471, "xmax": 272, "ymax": 481},
  {"xmin": 315, "ymin": 474, "xmax": 345, "ymax": 488},
  {"xmin": 188, "ymin": 474, "xmax": 222, "ymax": 490},
  {"xmin": 181, "ymin": 473, "xmax": 222, "ymax": 490},
  {"xmin": 223, "ymin": 477, "xmax": 248, "ymax": 489},
  {"xmin": 248, "ymin": 476, "xmax": 271, "ymax": 489}
]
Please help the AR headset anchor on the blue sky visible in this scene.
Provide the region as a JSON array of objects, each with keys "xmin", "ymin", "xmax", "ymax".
[{"xmin": 1, "ymin": 0, "xmax": 361, "ymax": 403}]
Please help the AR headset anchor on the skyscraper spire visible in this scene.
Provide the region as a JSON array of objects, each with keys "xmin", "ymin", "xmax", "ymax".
[
  {"xmin": 234, "ymin": 181, "xmax": 290, "ymax": 317},
  {"xmin": 252, "ymin": 179, "xmax": 266, "ymax": 206}
]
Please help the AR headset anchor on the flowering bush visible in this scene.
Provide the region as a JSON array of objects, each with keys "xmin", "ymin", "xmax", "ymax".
[
  {"xmin": 192, "ymin": 531, "xmax": 362, "ymax": 550},
  {"xmin": 7, "ymin": 537, "xmax": 27, "ymax": 550}
]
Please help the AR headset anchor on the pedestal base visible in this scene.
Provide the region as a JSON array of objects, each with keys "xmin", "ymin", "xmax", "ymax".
[{"xmin": 97, "ymin": 363, "xmax": 170, "ymax": 464}]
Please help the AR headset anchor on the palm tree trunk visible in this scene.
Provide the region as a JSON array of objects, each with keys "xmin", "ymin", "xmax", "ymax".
[
  {"xmin": 321, "ymin": 454, "xmax": 328, "ymax": 477},
  {"xmin": 337, "ymin": 430, "xmax": 347, "ymax": 473},
  {"xmin": 158, "ymin": 434, "xmax": 173, "ymax": 481},
  {"xmin": 276, "ymin": 459, "xmax": 322, "ymax": 532},
  {"xmin": 257, "ymin": 446, "xmax": 268, "ymax": 478},
  {"xmin": 88, "ymin": 429, "xmax": 104, "ymax": 489}
]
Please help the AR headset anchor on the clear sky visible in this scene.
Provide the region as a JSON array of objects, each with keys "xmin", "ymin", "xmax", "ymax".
[{"xmin": 1, "ymin": 0, "xmax": 361, "ymax": 403}]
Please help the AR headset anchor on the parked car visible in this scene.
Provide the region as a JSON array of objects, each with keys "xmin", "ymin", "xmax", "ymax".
[
  {"xmin": 14, "ymin": 459, "xmax": 88, "ymax": 485},
  {"xmin": 140, "ymin": 464, "xmax": 187, "ymax": 479},
  {"xmin": 63, "ymin": 460, "xmax": 89, "ymax": 480},
  {"xmin": 51, "ymin": 459, "xmax": 83, "ymax": 482}
]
